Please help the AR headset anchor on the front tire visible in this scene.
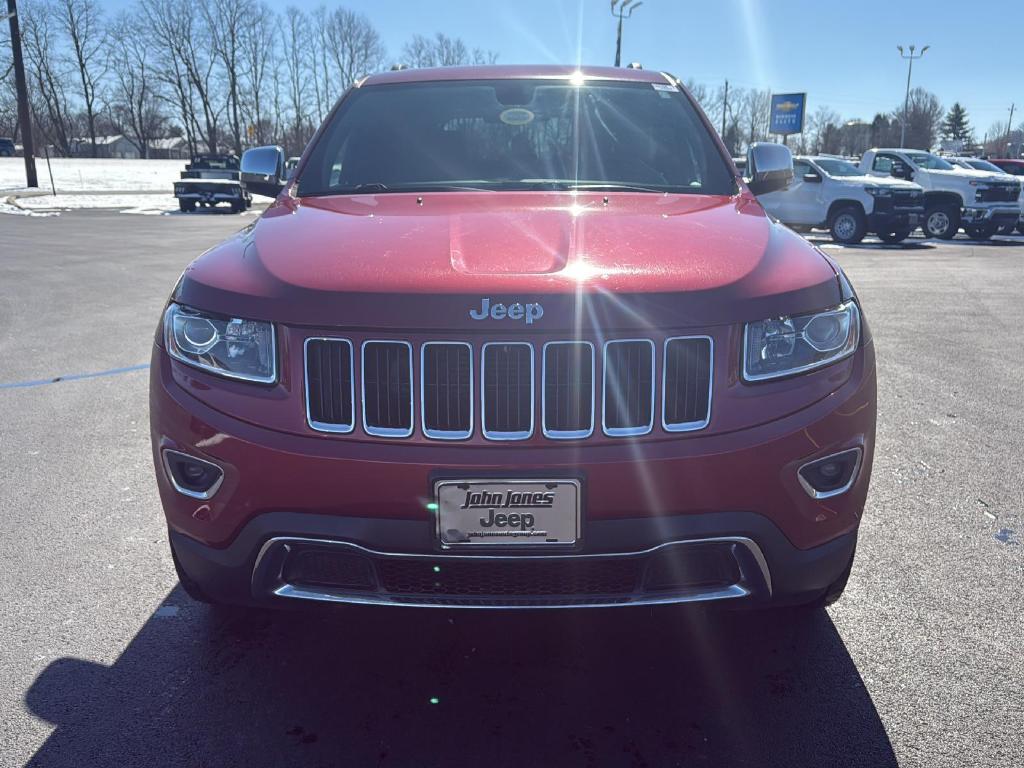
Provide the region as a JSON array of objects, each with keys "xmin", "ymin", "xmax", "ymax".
[
  {"xmin": 878, "ymin": 228, "xmax": 911, "ymax": 244},
  {"xmin": 924, "ymin": 204, "xmax": 960, "ymax": 239},
  {"xmin": 829, "ymin": 205, "xmax": 867, "ymax": 244},
  {"xmin": 178, "ymin": 199, "xmax": 196, "ymax": 213}
]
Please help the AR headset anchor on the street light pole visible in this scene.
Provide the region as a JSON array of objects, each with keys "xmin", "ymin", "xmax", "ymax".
[
  {"xmin": 5, "ymin": 0, "xmax": 37, "ymax": 187},
  {"xmin": 611, "ymin": 0, "xmax": 642, "ymax": 68},
  {"xmin": 897, "ymin": 44, "xmax": 929, "ymax": 149}
]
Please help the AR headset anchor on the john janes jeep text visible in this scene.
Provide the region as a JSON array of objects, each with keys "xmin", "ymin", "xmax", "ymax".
[{"xmin": 150, "ymin": 65, "xmax": 876, "ymax": 610}]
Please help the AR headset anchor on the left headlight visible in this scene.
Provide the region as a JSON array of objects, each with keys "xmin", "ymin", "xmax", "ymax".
[
  {"xmin": 163, "ymin": 303, "xmax": 277, "ymax": 383},
  {"xmin": 743, "ymin": 300, "xmax": 860, "ymax": 382},
  {"xmin": 865, "ymin": 186, "xmax": 892, "ymax": 197}
]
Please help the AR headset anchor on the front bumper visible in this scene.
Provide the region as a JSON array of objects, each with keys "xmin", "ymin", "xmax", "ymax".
[
  {"xmin": 962, "ymin": 206, "xmax": 1020, "ymax": 226},
  {"xmin": 173, "ymin": 184, "xmax": 246, "ymax": 203},
  {"xmin": 867, "ymin": 208, "xmax": 923, "ymax": 234},
  {"xmin": 152, "ymin": 339, "xmax": 875, "ymax": 609},
  {"xmin": 170, "ymin": 512, "xmax": 857, "ymax": 609}
]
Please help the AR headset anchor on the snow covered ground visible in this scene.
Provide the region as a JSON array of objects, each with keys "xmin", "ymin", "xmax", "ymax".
[
  {"xmin": 0, "ymin": 157, "xmax": 267, "ymax": 216},
  {"xmin": 0, "ymin": 157, "xmax": 186, "ymax": 193},
  {"xmin": 11, "ymin": 192, "xmax": 263, "ymax": 216}
]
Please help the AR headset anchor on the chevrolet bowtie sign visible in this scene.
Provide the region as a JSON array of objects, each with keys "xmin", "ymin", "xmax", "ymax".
[{"xmin": 769, "ymin": 93, "xmax": 807, "ymax": 136}]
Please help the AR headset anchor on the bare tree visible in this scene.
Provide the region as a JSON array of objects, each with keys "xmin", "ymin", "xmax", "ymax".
[
  {"xmin": 309, "ymin": 5, "xmax": 332, "ymax": 123},
  {"xmin": 239, "ymin": 2, "xmax": 276, "ymax": 145},
  {"xmin": 54, "ymin": 0, "xmax": 106, "ymax": 157},
  {"xmin": 106, "ymin": 11, "xmax": 166, "ymax": 157},
  {"xmin": 324, "ymin": 7, "xmax": 385, "ymax": 88},
  {"xmin": 201, "ymin": 0, "xmax": 250, "ymax": 155},
  {"xmin": 0, "ymin": 24, "xmax": 18, "ymax": 139},
  {"xmin": 21, "ymin": 1, "xmax": 74, "ymax": 155},
  {"xmin": 683, "ymin": 79, "xmax": 711, "ymax": 114},
  {"xmin": 740, "ymin": 88, "xmax": 771, "ymax": 148},
  {"xmin": 896, "ymin": 87, "xmax": 942, "ymax": 150},
  {"xmin": 282, "ymin": 6, "xmax": 311, "ymax": 150},
  {"xmin": 808, "ymin": 105, "xmax": 840, "ymax": 154},
  {"xmin": 402, "ymin": 33, "xmax": 497, "ymax": 67},
  {"xmin": 143, "ymin": 0, "xmax": 223, "ymax": 153}
]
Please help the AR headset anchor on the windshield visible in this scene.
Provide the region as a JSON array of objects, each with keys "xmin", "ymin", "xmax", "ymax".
[
  {"xmin": 297, "ymin": 79, "xmax": 735, "ymax": 196},
  {"xmin": 967, "ymin": 159, "xmax": 1004, "ymax": 173},
  {"xmin": 905, "ymin": 151, "xmax": 954, "ymax": 171},
  {"xmin": 813, "ymin": 158, "xmax": 863, "ymax": 177}
]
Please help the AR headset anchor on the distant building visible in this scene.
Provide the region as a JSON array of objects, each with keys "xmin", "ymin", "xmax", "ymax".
[
  {"xmin": 149, "ymin": 136, "xmax": 190, "ymax": 160},
  {"xmin": 67, "ymin": 135, "xmax": 192, "ymax": 160},
  {"xmin": 70, "ymin": 135, "xmax": 142, "ymax": 159}
]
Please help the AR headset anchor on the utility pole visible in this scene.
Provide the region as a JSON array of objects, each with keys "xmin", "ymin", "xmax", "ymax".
[
  {"xmin": 897, "ymin": 44, "xmax": 929, "ymax": 149},
  {"xmin": 610, "ymin": 0, "xmax": 642, "ymax": 67},
  {"xmin": 720, "ymin": 79, "xmax": 729, "ymax": 138},
  {"xmin": 1007, "ymin": 103, "xmax": 1016, "ymax": 152},
  {"xmin": 5, "ymin": 0, "xmax": 38, "ymax": 188}
]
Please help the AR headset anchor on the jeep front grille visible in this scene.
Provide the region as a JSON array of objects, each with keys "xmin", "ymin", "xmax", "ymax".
[
  {"xmin": 542, "ymin": 341, "xmax": 595, "ymax": 438},
  {"xmin": 305, "ymin": 335, "xmax": 713, "ymax": 441},
  {"xmin": 421, "ymin": 342, "xmax": 473, "ymax": 439},
  {"xmin": 481, "ymin": 342, "xmax": 534, "ymax": 439},
  {"xmin": 361, "ymin": 341, "xmax": 414, "ymax": 437},
  {"xmin": 304, "ymin": 338, "xmax": 355, "ymax": 433},
  {"xmin": 663, "ymin": 337, "xmax": 713, "ymax": 431},
  {"xmin": 602, "ymin": 339, "xmax": 655, "ymax": 436}
]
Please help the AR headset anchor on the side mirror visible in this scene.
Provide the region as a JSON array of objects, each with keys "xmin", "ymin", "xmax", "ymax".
[
  {"xmin": 891, "ymin": 161, "xmax": 913, "ymax": 181},
  {"xmin": 746, "ymin": 143, "xmax": 794, "ymax": 195},
  {"xmin": 240, "ymin": 146, "xmax": 286, "ymax": 198},
  {"xmin": 803, "ymin": 173, "xmax": 822, "ymax": 183}
]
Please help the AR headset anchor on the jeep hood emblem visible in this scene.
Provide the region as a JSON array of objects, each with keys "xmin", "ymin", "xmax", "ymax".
[{"xmin": 469, "ymin": 297, "xmax": 544, "ymax": 324}]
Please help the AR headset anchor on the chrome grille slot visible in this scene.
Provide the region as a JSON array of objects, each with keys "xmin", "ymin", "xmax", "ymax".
[
  {"xmin": 305, "ymin": 338, "xmax": 355, "ymax": 433},
  {"xmin": 421, "ymin": 342, "xmax": 473, "ymax": 439},
  {"xmin": 603, "ymin": 339, "xmax": 655, "ymax": 436},
  {"xmin": 482, "ymin": 342, "xmax": 534, "ymax": 440},
  {"xmin": 361, "ymin": 341, "xmax": 414, "ymax": 437},
  {"xmin": 662, "ymin": 336, "xmax": 712, "ymax": 431},
  {"xmin": 542, "ymin": 341, "xmax": 594, "ymax": 438}
]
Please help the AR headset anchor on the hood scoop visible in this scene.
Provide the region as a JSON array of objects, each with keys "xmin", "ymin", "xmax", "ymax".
[{"xmin": 450, "ymin": 210, "xmax": 571, "ymax": 275}]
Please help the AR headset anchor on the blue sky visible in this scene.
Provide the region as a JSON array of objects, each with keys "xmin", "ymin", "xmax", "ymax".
[
  {"xmin": 347, "ymin": 0, "xmax": 1022, "ymax": 135},
  {"xmin": 110, "ymin": 0, "xmax": 1023, "ymax": 136}
]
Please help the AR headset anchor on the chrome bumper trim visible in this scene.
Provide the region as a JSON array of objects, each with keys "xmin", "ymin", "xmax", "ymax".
[{"xmin": 251, "ymin": 535, "xmax": 772, "ymax": 609}]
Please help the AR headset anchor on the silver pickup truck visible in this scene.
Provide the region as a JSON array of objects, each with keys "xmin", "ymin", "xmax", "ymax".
[{"xmin": 173, "ymin": 154, "xmax": 252, "ymax": 214}]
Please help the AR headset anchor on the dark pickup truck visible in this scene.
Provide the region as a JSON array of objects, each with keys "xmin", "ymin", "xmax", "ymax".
[{"xmin": 173, "ymin": 154, "xmax": 252, "ymax": 213}]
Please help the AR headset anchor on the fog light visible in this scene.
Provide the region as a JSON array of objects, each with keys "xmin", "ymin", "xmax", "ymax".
[
  {"xmin": 798, "ymin": 448, "xmax": 862, "ymax": 499},
  {"xmin": 162, "ymin": 449, "xmax": 224, "ymax": 500}
]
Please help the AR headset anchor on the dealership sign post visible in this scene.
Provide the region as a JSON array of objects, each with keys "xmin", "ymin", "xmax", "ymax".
[{"xmin": 770, "ymin": 93, "xmax": 807, "ymax": 143}]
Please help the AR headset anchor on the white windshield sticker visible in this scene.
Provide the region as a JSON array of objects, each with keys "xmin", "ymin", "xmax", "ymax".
[{"xmin": 652, "ymin": 83, "xmax": 677, "ymax": 92}]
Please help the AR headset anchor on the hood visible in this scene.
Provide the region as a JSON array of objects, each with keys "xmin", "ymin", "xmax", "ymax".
[
  {"xmin": 175, "ymin": 191, "xmax": 841, "ymax": 331},
  {"xmin": 839, "ymin": 175, "xmax": 921, "ymax": 190},
  {"xmin": 927, "ymin": 167, "xmax": 1007, "ymax": 183}
]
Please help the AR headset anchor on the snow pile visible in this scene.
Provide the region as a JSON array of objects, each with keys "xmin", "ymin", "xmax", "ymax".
[
  {"xmin": 17, "ymin": 193, "xmax": 180, "ymax": 211},
  {"xmin": 0, "ymin": 157, "xmax": 186, "ymax": 193}
]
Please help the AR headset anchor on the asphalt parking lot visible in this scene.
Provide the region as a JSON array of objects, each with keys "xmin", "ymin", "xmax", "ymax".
[{"xmin": 1, "ymin": 211, "xmax": 1021, "ymax": 767}]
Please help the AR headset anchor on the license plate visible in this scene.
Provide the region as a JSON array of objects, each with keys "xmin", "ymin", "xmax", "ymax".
[{"xmin": 434, "ymin": 479, "xmax": 581, "ymax": 547}]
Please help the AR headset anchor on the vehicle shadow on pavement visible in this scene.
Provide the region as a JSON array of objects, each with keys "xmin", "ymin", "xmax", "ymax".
[{"xmin": 24, "ymin": 590, "xmax": 897, "ymax": 767}]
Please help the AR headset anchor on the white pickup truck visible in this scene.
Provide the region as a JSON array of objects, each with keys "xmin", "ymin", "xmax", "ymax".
[
  {"xmin": 860, "ymin": 148, "xmax": 1021, "ymax": 240},
  {"xmin": 758, "ymin": 155, "xmax": 925, "ymax": 244}
]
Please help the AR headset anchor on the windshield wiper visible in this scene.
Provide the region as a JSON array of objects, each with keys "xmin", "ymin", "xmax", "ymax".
[{"xmin": 563, "ymin": 182, "xmax": 675, "ymax": 193}]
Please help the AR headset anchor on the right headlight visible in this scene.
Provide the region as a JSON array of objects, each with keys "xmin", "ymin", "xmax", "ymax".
[
  {"xmin": 743, "ymin": 300, "xmax": 860, "ymax": 382},
  {"xmin": 164, "ymin": 303, "xmax": 277, "ymax": 383}
]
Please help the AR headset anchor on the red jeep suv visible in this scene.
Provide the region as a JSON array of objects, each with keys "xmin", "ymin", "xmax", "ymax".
[{"xmin": 150, "ymin": 65, "xmax": 876, "ymax": 610}]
